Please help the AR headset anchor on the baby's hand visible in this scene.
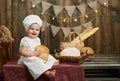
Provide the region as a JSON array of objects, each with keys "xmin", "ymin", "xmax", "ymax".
[{"xmin": 34, "ymin": 50, "xmax": 41, "ymax": 56}]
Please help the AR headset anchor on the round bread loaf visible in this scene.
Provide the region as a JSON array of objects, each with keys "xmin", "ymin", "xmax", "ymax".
[
  {"xmin": 35, "ymin": 45, "xmax": 49, "ymax": 61},
  {"xmin": 60, "ymin": 47, "xmax": 81, "ymax": 56}
]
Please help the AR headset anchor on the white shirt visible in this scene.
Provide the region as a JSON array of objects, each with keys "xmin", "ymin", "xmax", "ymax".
[{"xmin": 19, "ymin": 36, "xmax": 41, "ymax": 52}]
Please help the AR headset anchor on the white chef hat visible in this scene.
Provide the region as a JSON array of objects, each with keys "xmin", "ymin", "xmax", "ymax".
[{"xmin": 23, "ymin": 15, "xmax": 42, "ymax": 31}]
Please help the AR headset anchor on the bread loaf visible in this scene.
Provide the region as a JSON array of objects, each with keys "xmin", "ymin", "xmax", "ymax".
[
  {"xmin": 35, "ymin": 45, "xmax": 49, "ymax": 61},
  {"xmin": 60, "ymin": 47, "xmax": 81, "ymax": 56}
]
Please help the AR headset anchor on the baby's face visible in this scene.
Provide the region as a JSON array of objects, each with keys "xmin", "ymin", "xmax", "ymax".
[{"xmin": 27, "ymin": 23, "xmax": 40, "ymax": 38}]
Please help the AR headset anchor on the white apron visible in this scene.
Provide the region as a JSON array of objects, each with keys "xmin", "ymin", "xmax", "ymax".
[{"xmin": 17, "ymin": 36, "xmax": 56, "ymax": 80}]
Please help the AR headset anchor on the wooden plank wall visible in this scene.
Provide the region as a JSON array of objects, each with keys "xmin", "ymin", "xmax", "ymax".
[{"xmin": 0, "ymin": 0, "xmax": 120, "ymax": 56}]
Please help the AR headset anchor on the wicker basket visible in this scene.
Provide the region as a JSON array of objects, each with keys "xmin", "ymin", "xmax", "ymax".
[
  {"xmin": 55, "ymin": 50, "xmax": 87, "ymax": 64},
  {"xmin": 60, "ymin": 32, "xmax": 84, "ymax": 50}
]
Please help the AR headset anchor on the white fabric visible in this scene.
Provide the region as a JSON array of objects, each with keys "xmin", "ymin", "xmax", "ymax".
[
  {"xmin": 19, "ymin": 36, "xmax": 41, "ymax": 52},
  {"xmin": 23, "ymin": 15, "xmax": 42, "ymax": 31},
  {"xmin": 60, "ymin": 47, "xmax": 81, "ymax": 56},
  {"xmin": 17, "ymin": 36, "xmax": 56, "ymax": 80}
]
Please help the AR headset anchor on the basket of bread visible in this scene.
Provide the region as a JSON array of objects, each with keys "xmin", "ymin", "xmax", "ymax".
[
  {"xmin": 55, "ymin": 27, "xmax": 99, "ymax": 64},
  {"xmin": 55, "ymin": 47, "xmax": 88, "ymax": 64}
]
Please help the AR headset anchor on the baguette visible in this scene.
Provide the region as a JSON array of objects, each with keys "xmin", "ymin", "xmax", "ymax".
[
  {"xmin": 71, "ymin": 27, "xmax": 93, "ymax": 43},
  {"xmin": 72, "ymin": 27, "xmax": 99, "ymax": 43},
  {"xmin": 80, "ymin": 27, "xmax": 99, "ymax": 41}
]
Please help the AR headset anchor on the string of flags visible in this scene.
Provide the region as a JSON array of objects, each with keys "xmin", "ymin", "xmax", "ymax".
[{"xmin": 21, "ymin": 0, "xmax": 108, "ymax": 37}]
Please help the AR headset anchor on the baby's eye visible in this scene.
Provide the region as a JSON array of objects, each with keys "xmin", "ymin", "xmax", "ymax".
[
  {"xmin": 30, "ymin": 28, "xmax": 34, "ymax": 30},
  {"xmin": 36, "ymin": 29, "xmax": 40, "ymax": 31},
  {"xmin": 36, "ymin": 29, "xmax": 39, "ymax": 31}
]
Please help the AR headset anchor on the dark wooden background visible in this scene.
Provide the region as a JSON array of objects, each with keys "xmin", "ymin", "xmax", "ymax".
[{"xmin": 0, "ymin": 0, "xmax": 120, "ymax": 56}]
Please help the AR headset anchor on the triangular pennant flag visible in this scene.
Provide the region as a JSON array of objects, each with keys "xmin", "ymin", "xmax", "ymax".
[
  {"xmin": 42, "ymin": 1, "xmax": 52, "ymax": 11},
  {"xmin": 31, "ymin": 0, "xmax": 42, "ymax": 7},
  {"xmin": 61, "ymin": 27, "xmax": 71, "ymax": 36},
  {"xmin": 21, "ymin": 0, "xmax": 25, "ymax": 2},
  {"xmin": 78, "ymin": 0, "xmax": 83, "ymax": 3},
  {"xmin": 77, "ymin": 4, "xmax": 86, "ymax": 15},
  {"xmin": 88, "ymin": 0, "xmax": 97, "ymax": 10},
  {"xmin": 98, "ymin": 0, "xmax": 108, "ymax": 7},
  {"xmin": 72, "ymin": 26, "xmax": 82, "ymax": 34},
  {"xmin": 51, "ymin": 25, "xmax": 61, "ymax": 37},
  {"xmin": 65, "ymin": 6, "xmax": 75, "ymax": 17},
  {"xmin": 83, "ymin": 21, "xmax": 92, "ymax": 28},
  {"xmin": 53, "ymin": 5, "xmax": 63, "ymax": 16},
  {"xmin": 41, "ymin": 22, "xmax": 50, "ymax": 31}
]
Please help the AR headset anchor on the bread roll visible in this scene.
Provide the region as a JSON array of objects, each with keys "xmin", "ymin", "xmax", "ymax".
[{"xmin": 80, "ymin": 47, "xmax": 94, "ymax": 55}]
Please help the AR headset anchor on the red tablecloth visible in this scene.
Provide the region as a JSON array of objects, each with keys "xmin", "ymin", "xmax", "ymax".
[{"xmin": 2, "ymin": 55, "xmax": 85, "ymax": 81}]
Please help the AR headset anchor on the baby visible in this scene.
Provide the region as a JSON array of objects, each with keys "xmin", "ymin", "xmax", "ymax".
[{"xmin": 17, "ymin": 14, "xmax": 59, "ymax": 80}]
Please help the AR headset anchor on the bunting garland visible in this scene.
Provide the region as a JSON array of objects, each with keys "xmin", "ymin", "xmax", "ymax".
[
  {"xmin": 53, "ymin": 5, "xmax": 63, "ymax": 16},
  {"xmin": 88, "ymin": 0, "xmax": 97, "ymax": 10},
  {"xmin": 41, "ymin": 1, "xmax": 52, "ymax": 11},
  {"xmin": 51, "ymin": 25, "xmax": 61, "ymax": 37},
  {"xmin": 83, "ymin": 21, "xmax": 92, "ymax": 28},
  {"xmin": 22, "ymin": 0, "xmax": 108, "ymax": 37},
  {"xmin": 61, "ymin": 27, "xmax": 71, "ymax": 36},
  {"xmin": 77, "ymin": 4, "xmax": 86, "ymax": 15},
  {"xmin": 22, "ymin": 0, "xmax": 108, "ymax": 18},
  {"xmin": 65, "ymin": 6, "xmax": 76, "ymax": 17},
  {"xmin": 31, "ymin": 0, "xmax": 42, "ymax": 8},
  {"xmin": 42, "ymin": 21, "xmax": 92, "ymax": 37}
]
